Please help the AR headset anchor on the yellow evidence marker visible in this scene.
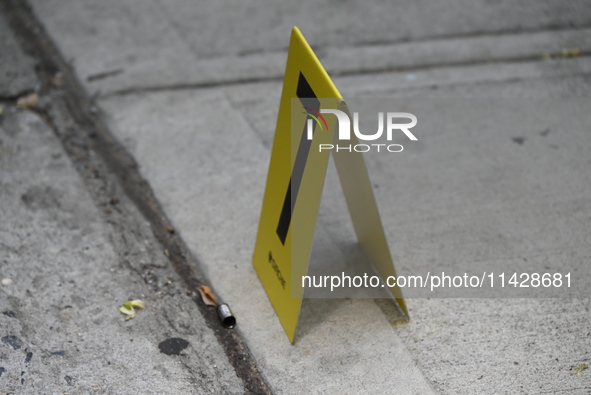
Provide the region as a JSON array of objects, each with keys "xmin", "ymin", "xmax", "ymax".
[{"xmin": 252, "ymin": 27, "xmax": 408, "ymax": 343}]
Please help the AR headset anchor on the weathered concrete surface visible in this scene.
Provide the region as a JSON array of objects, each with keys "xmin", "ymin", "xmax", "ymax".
[
  {"xmin": 0, "ymin": 11, "xmax": 37, "ymax": 97},
  {"xmin": 9, "ymin": 0, "xmax": 591, "ymax": 393},
  {"xmin": 27, "ymin": 0, "xmax": 591, "ymax": 96},
  {"xmin": 397, "ymin": 298, "xmax": 591, "ymax": 394},
  {"xmin": 0, "ymin": 108, "xmax": 244, "ymax": 394}
]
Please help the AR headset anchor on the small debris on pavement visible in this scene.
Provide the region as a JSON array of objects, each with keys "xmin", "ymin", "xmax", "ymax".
[
  {"xmin": 574, "ymin": 362, "xmax": 588, "ymax": 377},
  {"xmin": 119, "ymin": 299, "xmax": 145, "ymax": 320},
  {"xmin": 165, "ymin": 225, "xmax": 174, "ymax": 234},
  {"xmin": 198, "ymin": 285, "xmax": 218, "ymax": 306},
  {"xmin": 562, "ymin": 47, "xmax": 581, "ymax": 58},
  {"xmin": 16, "ymin": 93, "xmax": 39, "ymax": 109},
  {"xmin": 1, "ymin": 278, "xmax": 13, "ymax": 286},
  {"xmin": 158, "ymin": 338, "xmax": 189, "ymax": 355}
]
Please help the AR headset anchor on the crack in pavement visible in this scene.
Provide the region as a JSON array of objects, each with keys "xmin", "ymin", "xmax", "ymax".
[
  {"xmin": 99, "ymin": 54, "xmax": 591, "ymax": 99},
  {"xmin": 97, "ymin": 53, "xmax": 591, "ymax": 100}
]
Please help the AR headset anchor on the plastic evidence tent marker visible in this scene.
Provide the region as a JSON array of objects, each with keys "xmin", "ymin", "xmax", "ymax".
[{"xmin": 252, "ymin": 27, "xmax": 408, "ymax": 343}]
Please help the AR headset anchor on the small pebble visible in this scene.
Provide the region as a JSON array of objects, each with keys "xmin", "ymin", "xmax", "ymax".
[{"xmin": 1, "ymin": 278, "xmax": 13, "ymax": 286}]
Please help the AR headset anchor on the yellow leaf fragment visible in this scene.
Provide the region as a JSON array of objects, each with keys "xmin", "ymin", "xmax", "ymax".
[
  {"xmin": 119, "ymin": 299, "xmax": 145, "ymax": 320},
  {"xmin": 119, "ymin": 305, "xmax": 133, "ymax": 314},
  {"xmin": 119, "ymin": 305, "xmax": 135, "ymax": 317},
  {"xmin": 130, "ymin": 299, "xmax": 145, "ymax": 309},
  {"xmin": 574, "ymin": 362, "xmax": 588, "ymax": 377},
  {"xmin": 198, "ymin": 285, "xmax": 218, "ymax": 306},
  {"xmin": 562, "ymin": 47, "xmax": 581, "ymax": 58}
]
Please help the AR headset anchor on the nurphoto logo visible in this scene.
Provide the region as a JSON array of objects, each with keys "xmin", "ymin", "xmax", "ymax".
[{"xmin": 304, "ymin": 107, "xmax": 418, "ymax": 153}]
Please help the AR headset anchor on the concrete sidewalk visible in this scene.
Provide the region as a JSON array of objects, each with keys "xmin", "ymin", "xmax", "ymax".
[
  {"xmin": 2, "ymin": 0, "xmax": 591, "ymax": 394},
  {"xmin": 1, "ymin": 9, "xmax": 249, "ymax": 394}
]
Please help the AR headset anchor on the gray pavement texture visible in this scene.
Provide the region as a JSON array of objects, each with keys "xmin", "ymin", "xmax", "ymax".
[
  {"xmin": 0, "ymin": 110, "xmax": 243, "ymax": 394},
  {"xmin": 0, "ymin": 12, "xmax": 36, "ymax": 98},
  {"xmin": 1, "ymin": 0, "xmax": 591, "ymax": 394}
]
